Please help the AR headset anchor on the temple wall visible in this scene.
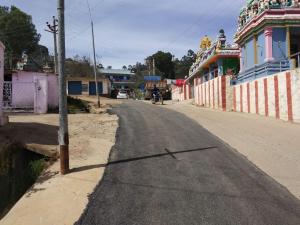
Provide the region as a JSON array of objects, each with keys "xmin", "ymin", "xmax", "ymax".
[
  {"xmin": 233, "ymin": 69, "xmax": 300, "ymax": 123},
  {"xmin": 245, "ymin": 37, "xmax": 255, "ymax": 70},
  {"xmin": 272, "ymin": 27, "xmax": 287, "ymax": 60},
  {"xmin": 257, "ymin": 31, "xmax": 266, "ymax": 64},
  {"xmin": 194, "ymin": 76, "xmax": 232, "ymax": 111},
  {"xmin": 171, "ymin": 86, "xmax": 184, "ymax": 101}
]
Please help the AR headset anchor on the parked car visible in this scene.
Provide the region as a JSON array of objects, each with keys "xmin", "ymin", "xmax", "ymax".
[{"xmin": 117, "ymin": 90, "xmax": 129, "ymax": 99}]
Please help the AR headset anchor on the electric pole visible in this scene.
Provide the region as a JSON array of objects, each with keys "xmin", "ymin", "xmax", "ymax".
[
  {"xmin": 91, "ymin": 21, "xmax": 100, "ymax": 108},
  {"xmin": 45, "ymin": 16, "xmax": 58, "ymax": 74},
  {"xmin": 57, "ymin": 0, "xmax": 69, "ymax": 175},
  {"xmin": 153, "ymin": 57, "xmax": 155, "ymax": 75},
  {"xmin": 86, "ymin": 0, "xmax": 100, "ymax": 108}
]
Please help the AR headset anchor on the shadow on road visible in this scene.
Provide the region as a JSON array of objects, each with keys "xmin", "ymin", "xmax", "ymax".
[{"xmin": 70, "ymin": 146, "xmax": 217, "ymax": 173}]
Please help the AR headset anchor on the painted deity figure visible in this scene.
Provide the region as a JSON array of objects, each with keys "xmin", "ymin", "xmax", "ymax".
[
  {"xmin": 270, "ymin": 0, "xmax": 280, "ymax": 7},
  {"xmin": 292, "ymin": 0, "xmax": 300, "ymax": 7},
  {"xmin": 200, "ymin": 36, "xmax": 212, "ymax": 51},
  {"xmin": 280, "ymin": 0, "xmax": 289, "ymax": 6}
]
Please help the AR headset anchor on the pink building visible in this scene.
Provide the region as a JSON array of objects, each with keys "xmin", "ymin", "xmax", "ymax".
[{"xmin": 3, "ymin": 71, "xmax": 59, "ymax": 114}]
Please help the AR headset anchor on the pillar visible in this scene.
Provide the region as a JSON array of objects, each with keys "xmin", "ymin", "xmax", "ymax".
[
  {"xmin": 254, "ymin": 35, "xmax": 258, "ymax": 64},
  {"xmin": 239, "ymin": 47, "xmax": 243, "ymax": 72},
  {"xmin": 0, "ymin": 42, "xmax": 7, "ymax": 126},
  {"xmin": 286, "ymin": 26, "xmax": 291, "ymax": 58},
  {"xmin": 264, "ymin": 27, "xmax": 274, "ymax": 62}
]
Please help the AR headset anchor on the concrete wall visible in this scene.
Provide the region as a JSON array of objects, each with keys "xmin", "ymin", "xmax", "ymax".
[
  {"xmin": 233, "ymin": 70, "xmax": 300, "ymax": 123},
  {"xmin": 171, "ymin": 86, "xmax": 184, "ymax": 101},
  {"xmin": 194, "ymin": 76, "xmax": 232, "ymax": 111},
  {"xmin": 12, "ymin": 71, "xmax": 58, "ymax": 113}
]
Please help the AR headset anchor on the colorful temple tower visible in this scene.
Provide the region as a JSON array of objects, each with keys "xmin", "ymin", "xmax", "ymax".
[
  {"xmin": 184, "ymin": 30, "xmax": 240, "ymax": 110},
  {"xmin": 235, "ymin": 0, "xmax": 300, "ymax": 83},
  {"xmin": 188, "ymin": 30, "xmax": 240, "ymax": 81}
]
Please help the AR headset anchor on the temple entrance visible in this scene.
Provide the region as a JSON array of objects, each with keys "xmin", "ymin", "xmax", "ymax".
[{"xmin": 290, "ymin": 27, "xmax": 300, "ymax": 67}]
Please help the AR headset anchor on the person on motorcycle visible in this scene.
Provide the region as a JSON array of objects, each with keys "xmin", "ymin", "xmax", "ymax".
[{"xmin": 152, "ymin": 85, "xmax": 159, "ymax": 96}]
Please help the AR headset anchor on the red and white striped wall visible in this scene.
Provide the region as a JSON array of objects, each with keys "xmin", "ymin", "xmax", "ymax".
[
  {"xmin": 171, "ymin": 85, "xmax": 185, "ymax": 101},
  {"xmin": 194, "ymin": 76, "xmax": 232, "ymax": 111},
  {"xmin": 233, "ymin": 70, "xmax": 300, "ymax": 122},
  {"xmin": 172, "ymin": 84, "xmax": 192, "ymax": 101}
]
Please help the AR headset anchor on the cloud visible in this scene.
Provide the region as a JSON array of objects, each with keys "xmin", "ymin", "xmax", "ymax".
[{"xmin": 2, "ymin": 0, "xmax": 246, "ymax": 68}]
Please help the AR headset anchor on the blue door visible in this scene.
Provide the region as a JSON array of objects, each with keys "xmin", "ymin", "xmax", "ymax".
[
  {"xmin": 68, "ymin": 81, "xmax": 82, "ymax": 95},
  {"xmin": 89, "ymin": 82, "xmax": 103, "ymax": 95}
]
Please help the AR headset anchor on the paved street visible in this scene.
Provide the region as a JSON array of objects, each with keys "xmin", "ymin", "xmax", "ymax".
[{"xmin": 75, "ymin": 101, "xmax": 300, "ymax": 225}]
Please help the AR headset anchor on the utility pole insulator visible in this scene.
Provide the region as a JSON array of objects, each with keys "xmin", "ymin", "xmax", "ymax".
[{"xmin": 46, "ymin": 16, "xmax": 58, "ymax": 74}]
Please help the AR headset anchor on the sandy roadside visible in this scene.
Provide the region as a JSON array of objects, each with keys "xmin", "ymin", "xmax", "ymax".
[
  {"xmin": 0, "ymin": 98, "xmax": 119, "ymax": 225},
  {"xmin": 163, "ymin": 100, "xmax": 300, "ymax": 199}
]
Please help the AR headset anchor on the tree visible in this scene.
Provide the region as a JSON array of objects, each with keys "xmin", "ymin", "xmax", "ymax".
[
  {"xmin": 122, "ymin": 65, "xmax": 127, "ymax": 70},
  {"xmin": 0, "ymin": 6, "xmax": 40, "ymax": 68},
  {"xmin": 174, "ymin": 49, "xmax": 196, "ymax": 79},
  {"xmin": 150, "ymin": 51, "xmax": 175, "ymax": 79},
  {"xmin": 65, "ymin": 55, "xmax": 94, "ymax": 77}
]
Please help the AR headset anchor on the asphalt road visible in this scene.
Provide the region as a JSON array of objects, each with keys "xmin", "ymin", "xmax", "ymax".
[{"xmin": 75, "ymin": 101, "xmax": 300, "ymax": 225}]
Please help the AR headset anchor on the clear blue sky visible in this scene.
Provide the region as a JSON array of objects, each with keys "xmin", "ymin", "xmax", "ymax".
[{"xmin": 2, "ymin": 0, "xmax": 245, "ymax": 68}]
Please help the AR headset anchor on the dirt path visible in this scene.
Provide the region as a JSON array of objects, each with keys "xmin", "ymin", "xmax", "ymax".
[{"xmin": 1, "ymin": 111, "xmax": 118, "ymax": 225}]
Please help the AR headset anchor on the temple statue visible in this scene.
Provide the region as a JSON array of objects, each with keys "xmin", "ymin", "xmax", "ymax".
[{"xmin": 200, "ymin": 36, "xmax": 212, "ymax": 51}]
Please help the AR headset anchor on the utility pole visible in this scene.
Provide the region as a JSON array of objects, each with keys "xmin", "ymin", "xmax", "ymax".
[
  {"xmin": 46, "ymin": 16, "xmax": 58, "ymax": 74},
  {"xmin": 86, "ymin": 0, "xmax": 100, "ymax": 108},
  {"xmin": 57, "ymin": 0, "xmax": 69, "ymax": 175},
  {"xmin": 152, "ymin": 57, "xmax": 155, "ymax": 75},
  {"xmin": 91, "ymin": 21, "xmax": 100, "ymax": 108}
]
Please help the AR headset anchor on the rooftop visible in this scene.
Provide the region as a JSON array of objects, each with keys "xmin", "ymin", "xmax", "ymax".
[
  {"xmin": 236, "ymin": 0, "xmax": 300, "ymax": 37},
  {"xmin": 99, "ymin": 68, "xmax": 135, "ymax": 76}
]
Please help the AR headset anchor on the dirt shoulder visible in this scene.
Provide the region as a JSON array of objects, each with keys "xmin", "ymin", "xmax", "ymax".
[
  {"xmin": 163, "ymin": 100, "xmax": 300, "ymax": 199},
  {"xmin": 1, "ymin": 98, "xmax": 120, "ymax": 225}
]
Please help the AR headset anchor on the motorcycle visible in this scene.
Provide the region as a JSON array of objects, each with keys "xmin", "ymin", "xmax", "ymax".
[{"xmin": 151, "ymin": 92, "xmax": 163, "ymax": 105}]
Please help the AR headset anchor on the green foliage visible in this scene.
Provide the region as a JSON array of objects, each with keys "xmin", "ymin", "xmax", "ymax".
[
  {"xmin": 65, "ymin": 55, "xmax": 94, "ymax": 77},
  {"xmin": 28, "ymin": 159, "xmax": 45, "ymax": 180},
  {"xmin": 67, "ymin": 96, "xmax": 89, "ymax": 114},
  {"xmin": 0, "ymin": 5, "xmax": 40, "ymax": 67},
  {"xmin": 150, "ymin": 51, "xmax": 175, "ymax": 79},
  {"xmin": 174, "ymin": 49, "xmax": 196, "ymax": 79}
]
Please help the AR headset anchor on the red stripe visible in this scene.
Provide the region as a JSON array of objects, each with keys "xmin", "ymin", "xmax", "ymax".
[
  {"xmin": 255, "ymin": 81, "xmax": 259, "ymax": 114},
  {"xmin": 247, "ymin": 83, "xmax": 250, "ymax": 113},
  {"xmin": 221, "ymin": 76, "xmax": 226, "ymax": 111},
  {"xmin": 212, "ymin": 79, "xmax": 215, "ymax": 109},
  {"xmin": 233, "ymin": 86, "xmax": 236, "ymax": 112},
  {"xmin": 204, "ymin": 82, "xmax": 206, "ymax": 106},
  {"xmin": 286, "ymin": 72, "xmax": 293, "ymax": 122},
  {"xmin": 217, "ymin": 77, "xmax": 220, "ymax": 108},
  {"xmin": 208, "ymin": 81, "xmax": 211, "ymax": 107},
  {"xmin": 274, "ymin": 76, "xmax": 280, "ymax": 119},
  {"xmin": 240, "ymin": 85, "xmax": 243, "ymax": 113},
  {"xmin": 264, "ymin": 79, "xmax": 269, "ymax": 117},
  {"xmin": 201, "ymin": 82, "xmax": 203, "ymax": 105}
]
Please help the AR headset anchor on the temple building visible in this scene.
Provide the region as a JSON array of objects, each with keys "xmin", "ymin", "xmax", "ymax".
[
  {"xmin": 188, "ymin": 30, "xmax": 240, "ymax": 82},
  {"xmin": 235, "ymin": 0, "xmax": 300, "ymax": 83},
  {"xmin": 181, "ymin": 30, "xmax": 240, "ymax": 111}
]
